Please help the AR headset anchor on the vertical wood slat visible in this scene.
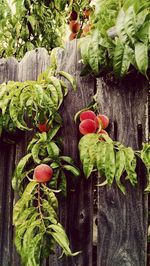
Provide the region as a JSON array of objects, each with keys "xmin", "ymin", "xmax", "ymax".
[
  {"xmin": 0, "ymin": 58, "xmax": 18, "ymax": 266},
  {"xmin": 11, "ymin": 48, "xmax": 50, "ymax": 266},
  {"xmin": 96, "ymin": 75, "xmax": 148, "ymax": 266},
  {"xmin": 56, "ymin": 40, "xmax": 95, "ymax": 266}
]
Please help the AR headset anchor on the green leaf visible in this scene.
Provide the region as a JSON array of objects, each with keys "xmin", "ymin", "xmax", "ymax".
[
  {"xmin": 50, "ymin": 47, "xmax": 61, "ymax": 70},
  {"xmin": 60, "ymin": 156, "xmax": 74, "ymax": 165},
  {"xmin": 48, "ymin": 223, "xmax": 79, "ymax": 256},
  {"xmin": 116, "ymin": 9, "xmax": 128, "ymax": 43},
  {"xmin": 137, "ymin": 21, "xmax": 150, "ymax": 43},
  {"xmin": 63, "ymin": 165, "xmax": 80, "ymax": 176},
  {"xmin": 105, "ymin": 143, "xmax": 115, "ymax": 185},
  {"xmin": 12, "ymin": 153, "xmax": 32, "ymax": 190},
  {"xmin": 46, "ymin": 84, "xmax": 59, "ymax": 108},
  {"xmin": 113, "ymin": 40, "xmax": 132, "ymax": 77},
  {"xmin": 124, "ymin": 147, "xmax": 137, "ymax": 185},
  {"xmin": 124, "ymin": 6, "xmax": 136, "ymax": 43},
  {"xmin": 135, "ymin": 42, "xmax": 148, "ymax": 76},
  {"xmin": 59, "ymin": 170, "xmax": 67, "ymax": 196},
  {"xmin": 96, "ymin": 141, "xmax": 106, "ymax": 177},
  {"xmin": 79, "ymin": 134, "xmax": 99, "ymax": 178},
  {"xmin": 115, "ymin": 149, "xmax": 126, "ymax": 194},
  {"xmin": 47, "ymin": 124, "xmax": 60, "ymax": 141},
  {"xmin": 141, "ymin": 143, "xmax": 150, "ymax": 167},
  {"xmin": 57, "ymin": 71, "xmax": 77, "ymax": 91},
  {"xmin": 47, "ymin": 141, "xmax": 59, "ymax": 158},
  {"xmin": 88, "ymin": 30, "xmax": 100, "ymax": 73},
  {"xmin": 48, "ymin": 76, "xmax": 63, "ymax": 107}
]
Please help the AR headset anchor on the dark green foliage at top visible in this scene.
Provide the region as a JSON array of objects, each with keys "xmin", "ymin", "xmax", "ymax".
[
  {"xmin": 0, "ymin": 0, "xmax": 68, "ymax": 58},
  {"xmin": 79, "ymin": 0, "xmax": 150, "ymax": 78}
]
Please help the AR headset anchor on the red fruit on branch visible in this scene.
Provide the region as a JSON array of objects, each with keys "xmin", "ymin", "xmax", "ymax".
[
  {"xmin": 83, "ymin": 8, "xmax": 91, "ymax": 19},
  {"xmin": 95, "ymin": 114, "xmax": 109, "ymax": 129},
  {"xmin": 79, "ymin": 119, "xmax": 97, "ymax": 135},
  {"xmin": 80, "ymin": 110, "xmax": 96, "ymax": 122},
  {"xmin": 33, "ymin": 164, "xmax": 53, "ymax": 183},
  {"xmin": 69, "ymin": 20, "xmax": 81, "ymax": 33},
  {"xmin": 38, "ymin": 122, "xmax": 50, "ymax": 132},
  {"xmin": 69, "ymin": 10, "xmax": 78, "ymax": 20}
]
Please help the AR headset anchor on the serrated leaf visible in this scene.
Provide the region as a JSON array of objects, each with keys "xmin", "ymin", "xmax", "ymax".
[
  {"xmin": 63, "ymin": 165, "xmax": 80, "ymax": 176},
  {"xmin": 57, "ymin": 71, "xmax": 77, "ymax": 91},
  {"xmin": 138, "ymin": 21, "xmax": 150, "ymax": 43},
  {"xmin": 105, "ymin": 143, "xmax": 115, "ymax": 185},
  {"xmin": 124, "ymin": 147, "xmax": 137, "ymax": 185},
  {"xmin": 115, "ymin": 149, "xmax": 126, "ymax": 194},
  {"xmin": 46, "ymin": 84, "xmax": 59, "ymax": 107},
  {"xmin": 116, "ymin": 9, "xmax": 128, "ymax": 43},
  {"xmin": 60, "ymin": 168, "xmax": 68, "ymax": 196},
  {"xmin": 12, "ymin": 153, "xmax": 32, "ymax": 190},
  {"xmin": 96, "ymin": 141, "xmax": 106, "ymax": 176},
  {"xmin": 88, "ymin": 31, "xmax": 99, "ymax": 73},
  {"xmin": 135, "ymin": 42, "xmax": 148, "ymax": 76},
  {"xmin": 79, "ymin": 134, "xmax": 99, "ymax": 178},
  {"xmin": 60, "ymin": 156, "xmax": 74, "ymax": 165},
  {"xmin": 32, "ymin": 142, "xmax": 42, "ymax": 164},
  {"xmin": 141, "ymin": 143, "xmax": 150, "ymax": 167},
  {"xmin": 49, "ymin": 76, "xmax": 63, "ymax": 107},
  {"xmin": 47, "ymin": 124, "xmax": 60, "ymax": 141},
  {"xmin": 124, "ymin": 6, "xmax": 136, "ymax": 43},
  {"xmin": 47, "ymin": 141, "xmax": 59, "ymax": 158},
  {"xmin": 113, "ymin": 40, "xmax": 131, "ymax": 77},
  {"xmin": 48, "ymin": 223, "xmax": 79, "ymax": 256}
]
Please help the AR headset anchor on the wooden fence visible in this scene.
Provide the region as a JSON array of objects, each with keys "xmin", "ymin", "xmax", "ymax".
[{"xmin": 0, "ymin": 40, "xmax": 149, "ymax": 266}]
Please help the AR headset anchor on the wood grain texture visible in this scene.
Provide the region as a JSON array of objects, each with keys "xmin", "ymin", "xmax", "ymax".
[
  {"xmin": 96, "ymin": 74, "xmax": 148, "ymax": 266},
  {"xmin": 56, "ymin": 40, "xmax": 95, "ymax": 266},
  {"xmin": 0, "ymin": 57, "xmax": 18, "ymax": 266},
  {"xmin": 11, "ymin": 48, "xmax": 50, "ymax": 266}
]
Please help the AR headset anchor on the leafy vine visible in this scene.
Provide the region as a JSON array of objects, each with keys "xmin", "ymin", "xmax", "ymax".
[
  {"xmin": 0, "ymin": 61, "xmax": 80, "ymax": 265},
  {"xmin": 76, "ymin": 108, "xmax": 150, "ymax": 194}
]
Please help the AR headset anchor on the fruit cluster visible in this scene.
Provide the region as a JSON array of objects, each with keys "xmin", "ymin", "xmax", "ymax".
[
  {"xmin": 68, "ymin": 6, "xmax": 92, "ymax": 41},
  {"xmin": 79, "ymin": 110, "xmax": 109, "ymax": 138}
]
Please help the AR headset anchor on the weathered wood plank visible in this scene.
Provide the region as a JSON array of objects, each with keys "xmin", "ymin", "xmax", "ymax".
[
  {"xmin": 96, "ymin": 74, "xmax": 148, "ymax": 266},
  {"xmin": 56, "ymin": 40, "xmax": 95, "ymax": 266},
  {"xmin": 11, "ymin": 48, "xmax": 50, "ymax": 266},
  {"xmin": 0, "ymin": 57, "xmax": 18, "ymax": 266}
]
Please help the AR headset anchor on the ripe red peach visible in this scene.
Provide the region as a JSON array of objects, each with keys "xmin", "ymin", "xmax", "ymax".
[
  {"xmin": 95, "ymin": 114, "xmax": 109, "ymax": 129},
  {"xmin": 38, "ymin": 122, "xmax": 50, "ymax": 132},
  {"xmin": 79, "ymin": 119, "xmax": 97, "ymax": 135},
  {"xmin": 69, "ymin": 20, "xmax": 81, "ymax": 33},
  {"xmin": 83, "ymin": 9, "xmax": 91, "ymax": 19},
  {"xmin": 80, "ymin": 110, "xmax": 96, "ymax": 122},
  {"xmin": 33, "ymin": 164, "xmax": 53, "ymax": 183},
  {"xmin": 70, "ymin": 10, "xmax": 78, "ymax": 20}
]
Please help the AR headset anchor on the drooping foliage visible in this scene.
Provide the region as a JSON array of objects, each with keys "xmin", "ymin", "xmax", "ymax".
[{"xmin": 79, "ymin": 0, "xmax": 150, "ymax": 78}]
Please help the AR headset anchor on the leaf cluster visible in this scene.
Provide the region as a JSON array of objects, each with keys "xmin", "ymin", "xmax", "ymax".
[
  {"xmin": 13, "ymin": 181, "xmax": 79, "ymax": 266},
  {"xmin": 79, "ymin": 0, "xmax": 150, "ymax": 78},
  {"xmin": 0, "ymin": 66, "xmax": 76, "ymax": 136},
  {"xmin": 0, "ymin": 0, "xmax": 68, "ymax": 58},
  {"xmin": 79, "ymin": 133, "xmax": 150, "ymax": 194},
  {"xmin": 12, "ymin": 130, "xmax": 80, "ymax": 196}
]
